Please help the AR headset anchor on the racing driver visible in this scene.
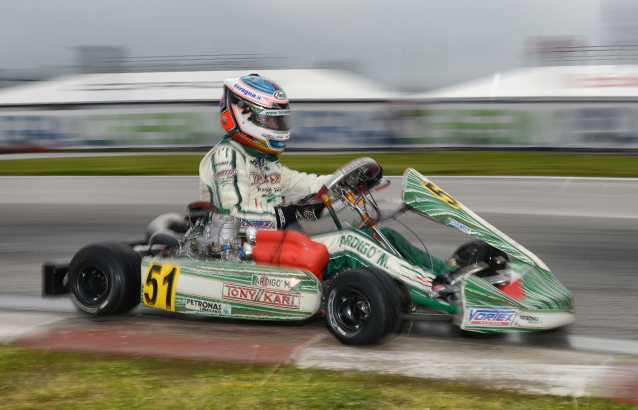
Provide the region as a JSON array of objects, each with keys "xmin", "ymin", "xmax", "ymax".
[
  {"xmin": 199, "ymin": 74, "xmax": 455, "ymax": 278},
  {"xmin": 199, "ymin": 74, "xmax": 329, "ymax": 230}
]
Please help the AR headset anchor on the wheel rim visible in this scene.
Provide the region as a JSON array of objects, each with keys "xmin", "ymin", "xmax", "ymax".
[
  {"xmin": 333, "ymin": 288, "xmax": 371, "ymax": 332},
  {"xmin": 76, "ymin": 266, "xmax": 110, "ymax": 304}
]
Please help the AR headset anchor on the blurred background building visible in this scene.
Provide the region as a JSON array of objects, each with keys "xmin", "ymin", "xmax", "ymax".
[{"xmin": 4, "ymin": 1, "xmax": 638, "ymax": 152}]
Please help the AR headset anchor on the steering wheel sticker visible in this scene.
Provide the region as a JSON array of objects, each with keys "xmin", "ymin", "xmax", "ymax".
[
  {"xmin": 340, "ymin": 158, "xmax": 368, "ymax": 174},
  {"xmin": 421, "ymin": 182, "xmax": 462, "ymax": 209}
]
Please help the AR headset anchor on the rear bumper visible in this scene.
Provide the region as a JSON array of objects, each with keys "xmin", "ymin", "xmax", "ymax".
[{"xmin": 42, "ymin": 259, "xmax": 70, "ymax": 296}]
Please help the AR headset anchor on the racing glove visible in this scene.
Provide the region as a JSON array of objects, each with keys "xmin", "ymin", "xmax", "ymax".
[{"xmin": 275, "ymin": 202, "xmax": 326, "ymax": 229}]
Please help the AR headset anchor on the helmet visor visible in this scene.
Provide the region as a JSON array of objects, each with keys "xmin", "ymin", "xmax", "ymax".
[{"xmin": 248, "ymin": 108, "xmax": 291, "ymax": 132}]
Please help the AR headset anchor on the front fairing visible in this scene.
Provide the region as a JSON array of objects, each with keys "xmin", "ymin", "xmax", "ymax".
[
  {"xmin": 300, "ymin": 168, "xmax": 573, "ymax": 332},
  {"xmin": 402, "ymin": 168, "xmax": 547, "ymax": 272},
  {"xmin": 402, "ymin": 169, "xmax": 574, "ymax": 332}
]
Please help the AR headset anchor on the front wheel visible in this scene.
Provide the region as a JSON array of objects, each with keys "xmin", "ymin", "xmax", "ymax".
[
  {"xmin": 325, "ymin": 268, "xmax": 402, "ymax": 345},
  {"xmin": 68, "ymin": 243, "xmax": 141, "ymax": 315}
]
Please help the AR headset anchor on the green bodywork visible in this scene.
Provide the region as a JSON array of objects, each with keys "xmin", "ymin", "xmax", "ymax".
[
  {"xmin": 140, "ymin": 257, "xmax": 322, "ymax": 321},
  {"xmin": 401, "ymin": 169, "xmax": 574, "ymax": 332}
]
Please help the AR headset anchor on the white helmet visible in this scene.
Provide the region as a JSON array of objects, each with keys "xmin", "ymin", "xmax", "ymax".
[{"xmin": 220, "ymin": 74, "xmax": 291, "ymax": 156}]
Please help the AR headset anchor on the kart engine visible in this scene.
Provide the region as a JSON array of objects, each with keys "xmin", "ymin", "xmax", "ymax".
[
  {"xmin": 185, "ymin": 211, "xmax": 254, "ymax": 261},
  {"xmin": 147, "ymin": 203, "xmax": 255, "ymax": 262}
]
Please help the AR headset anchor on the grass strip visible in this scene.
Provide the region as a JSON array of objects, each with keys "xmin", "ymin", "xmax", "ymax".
[
  {"xmin": 0, "ymin": 151, "xmax": 638, "ymax": 176},
  {"xmin": 0, "ymin": 346, "xmax": 631, "ymax": 410}
]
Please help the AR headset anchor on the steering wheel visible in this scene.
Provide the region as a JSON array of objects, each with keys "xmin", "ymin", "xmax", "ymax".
[
  {"xmin": 313, "ymin": 157, "xmax": 381, "ymax": 202},
  {"xmin": 311, "ymin": 157, "xmax": 383, "ymax": 226},
  {"xmin": 313, "ymin": 157, "xmax": 399, "ymax": 255}
]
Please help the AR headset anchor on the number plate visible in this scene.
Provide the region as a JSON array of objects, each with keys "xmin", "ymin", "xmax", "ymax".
[
  {"xmin": 421, "ymin": 181, "xmax": 462, "ymax": 209},
  {"xmin": 143, "ymin": 263, "xmax": 180, "ymax": 311}
]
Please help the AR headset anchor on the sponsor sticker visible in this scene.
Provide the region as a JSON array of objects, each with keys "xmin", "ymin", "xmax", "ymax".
[
  {"xmin": 250, "ymin": 172, "xmax": 281, "ymax": 185},
  {"xmin": 251, "ymin": 173, "xmax": 265, "ymax": 185},
  {"xmin": 252, "ymin": 274, "xmax": 301, "ymax": 291},
  {"xmin": 214, "ymin": 169, "xmax": 238, "ymax": 180},
  {"xmin": 241, "ymin": 220, "xmax": 275, "ymax": 229},
  {"xmin": 299, "ymin": 209, "xmax": 318, "ymax": 222},
  {"xmin": 338, "ymin": 233, "xmax": 390, "ymax": 269},
  {"xmin": 222, "ymin": 283, "xmax": 300, "ymax": 309},
  {"xmin": 518, "ymin": 313, "xmax": 543, "ymax": 326},
  {"xmin": 466, "ymin": 308, "xmax": 518, "ymax": 327},
  {"xmin": 448, "ymin": 218, "xmax": 471, "ymax": 234},
  {"xmin": 273, "ymin": 91, "xmax": 287, "ymax": 100},
  {"xmin": 262, "ymin": 109, "xmax": 290, "ymax": 116},
  {"xmin": 267, "ymin": 173, "xmax": 281, "ymax": 184},
  {"xmin": 233, "ymin": 83, "xmax": 262, "ymax": 101},
  {"xmin": 340, "ymin": 158, "xmax": 368, "ymax": 174},
  {"xmin": 185, "ymin": 298, "xmax": 231, "ymax": 315}
]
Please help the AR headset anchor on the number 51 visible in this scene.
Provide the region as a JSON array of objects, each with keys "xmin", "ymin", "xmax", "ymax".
[{"xmin": 143, "ymin": 264, "xmax": 179, "ymax": 311}]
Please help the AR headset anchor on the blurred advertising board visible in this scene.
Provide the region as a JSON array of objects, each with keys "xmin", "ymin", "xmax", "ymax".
[
  {"xmin": 0, "ymin": 106, "xmax": 219, "ymax": 150},
  {"xmin": 3, "ymin": 102, "xmax": 638, "ymax": 151},
  {"xmin": 397, "ymin": 103, "xmax": 638, "ymax": 149},
  {"xmin": 0, "ymin": 103, "xmax": 408, "ymax": 151}
]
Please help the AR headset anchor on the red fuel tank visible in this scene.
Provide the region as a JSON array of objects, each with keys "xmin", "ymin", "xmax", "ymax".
[{"xmin": 252, "ymin": 230, "xmax": 329, "ymax": 279}]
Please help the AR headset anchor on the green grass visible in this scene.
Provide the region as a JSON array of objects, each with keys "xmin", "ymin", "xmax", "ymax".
[
  {"xmin": 0, "ymin": 346, "xmax": 631, "ymax": 410},
  {"xmin": 1, "ymin": 151, "xmax": 638, "ymax": 176},
  {"xmin": 0, "ymin": 155, "xmax": 202, "ymax": 176}
]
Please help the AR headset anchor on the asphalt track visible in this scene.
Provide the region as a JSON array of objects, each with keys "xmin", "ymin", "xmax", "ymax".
[{"xmin": 0, "ymin": 175, "xmax": 637, "ymax": 401}]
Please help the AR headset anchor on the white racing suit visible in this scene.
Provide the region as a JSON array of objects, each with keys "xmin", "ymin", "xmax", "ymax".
[
  {"xmin": 199, "ymin": 136, "xmax": 332, "ymax": 230},
  {"xmin": 199, "ymin": 136, "xmax": 453, "ymax": 283}
]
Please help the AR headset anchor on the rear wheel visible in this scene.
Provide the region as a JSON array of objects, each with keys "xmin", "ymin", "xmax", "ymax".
[
  {"xmin": 68, "ymin": 243, "xmax": 141, "ymax": 315},
  {"xmin": 325, "ymin": 268, "xmax": 402, "ymax": 345}
]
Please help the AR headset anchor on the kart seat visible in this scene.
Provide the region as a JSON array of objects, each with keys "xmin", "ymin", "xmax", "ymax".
[{"xmin": 187, "ymin": 201, "xmax": 218, "ymax": 225}]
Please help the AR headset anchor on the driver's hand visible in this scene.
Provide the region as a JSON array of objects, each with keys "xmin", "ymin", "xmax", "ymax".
[
  {"xmin": 296, "ymin": 202, "xmax": 326, "ymax": 223},
  {"xmin": 274, "ymin": 201, "xmax": 326, "ymax": 228}
]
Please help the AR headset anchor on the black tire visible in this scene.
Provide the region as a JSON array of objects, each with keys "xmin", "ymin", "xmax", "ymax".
[
  {"xmin": 68, "ymin": 242, "xmax": 141, "ymax": 315},
  {"xmin": 325, "ymin": 268, "xmax": 403, "ymax": 345},
  {"xmin": 117, "ymin": 244, "xmax": 142, "ymax": 313}
]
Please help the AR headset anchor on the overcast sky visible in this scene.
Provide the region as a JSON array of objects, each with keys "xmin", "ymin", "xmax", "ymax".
[{"xmin": 0, "ymin": 0, "xmax": 620, "ymax": 90}]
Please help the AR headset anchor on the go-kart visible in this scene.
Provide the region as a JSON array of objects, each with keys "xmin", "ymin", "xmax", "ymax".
[{"xmin": 43, "ymin": 158, "xmax": 574, "ymax": 345}]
